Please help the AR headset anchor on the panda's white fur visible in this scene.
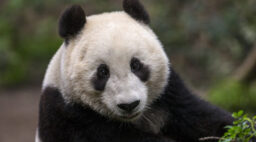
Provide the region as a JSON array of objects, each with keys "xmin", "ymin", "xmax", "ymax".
[
  {"xmin": 43, "ymin": 11, "xmax": 170, "ymax": 120},
  {"xmin": 35, "ymin": 129, "xmax": 41, "ymax": 142}
]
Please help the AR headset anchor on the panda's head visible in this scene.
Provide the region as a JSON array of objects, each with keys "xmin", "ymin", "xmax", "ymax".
[{"xmin": 53, "ymin": 0, "xmax": 169, "ymax": 121}]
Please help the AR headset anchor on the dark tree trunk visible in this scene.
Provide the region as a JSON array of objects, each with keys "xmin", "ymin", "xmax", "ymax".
[{"xmin": 234, "ymin": 46, "xmax": 256, "ymax": 84}]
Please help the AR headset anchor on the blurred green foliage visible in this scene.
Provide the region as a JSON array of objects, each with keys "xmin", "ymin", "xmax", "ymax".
[
  {"xmin": 0, "ymin": 0, "xmax": 62, "ymax": 86},
  {"xmin": 209, "ymin": 80, "xmax": 256, "ymax": 114}
]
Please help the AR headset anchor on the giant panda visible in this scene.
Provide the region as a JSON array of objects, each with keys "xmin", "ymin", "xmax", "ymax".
[{"xmin": 37, "ymin": 0, "xmax": 233, "ymax": 142}]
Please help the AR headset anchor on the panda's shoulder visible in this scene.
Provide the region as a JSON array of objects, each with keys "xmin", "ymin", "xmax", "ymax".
[
  {"xmin": 39, "ymin": 87, "xmax": 105, "ymax": 125},
  {"xmin": 39, "ymin": 87, "xmax": 116, "ymax": 141}
]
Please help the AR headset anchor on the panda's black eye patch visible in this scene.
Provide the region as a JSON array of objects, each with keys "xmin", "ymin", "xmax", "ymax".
[
  {"xmin": 97, "ymin": 64, "xmax": 110, "ymax": 79},
  {"xmin": 130, "ymin": 58, "xmax": 150, "ymax": 82},
  {"xmin": 131, "ymin": 58, "xmax": 142, "ymax": 72},
  {"xmin": 91, "ymin": 64, "xmax": 110, "ymax": 91}
]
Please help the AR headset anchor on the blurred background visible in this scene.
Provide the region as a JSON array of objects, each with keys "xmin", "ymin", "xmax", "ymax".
[{"xmin": 0, "ymin": 0, "xmax": 256, "ymax": 142}]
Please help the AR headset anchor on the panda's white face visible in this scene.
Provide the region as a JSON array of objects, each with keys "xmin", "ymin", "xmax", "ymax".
[{"xmin": 44, "ymin": 12, "xmax": 169, "ymax": 121}]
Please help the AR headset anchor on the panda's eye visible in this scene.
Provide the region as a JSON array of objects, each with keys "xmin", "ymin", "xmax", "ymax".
[
  {"xmin": 130, "ymin": 58, "xmax": 142, "ymax": 72},
  {"xmin": 97, "ymin": 64, "xmax": 109, "ymax": 79}
]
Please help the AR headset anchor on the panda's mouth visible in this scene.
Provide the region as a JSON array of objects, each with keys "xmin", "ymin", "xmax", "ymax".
[{"xmin": 120, "ymin": 112, "xmax": 141, "ymax": 120}]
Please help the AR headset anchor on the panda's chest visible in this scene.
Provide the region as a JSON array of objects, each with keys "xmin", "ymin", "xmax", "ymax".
[{"xmin": 132, "ymin": 107, "xmax": 169, "ymax": 134}]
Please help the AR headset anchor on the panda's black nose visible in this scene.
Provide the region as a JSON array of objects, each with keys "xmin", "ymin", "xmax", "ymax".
[{"xmin": 117, "ymin": 100, "xmax": 140, "ymax": 112}]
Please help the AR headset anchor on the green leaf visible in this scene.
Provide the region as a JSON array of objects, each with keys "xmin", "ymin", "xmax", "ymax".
[{"xmin": 219, "ymin": 110, "xmax": 256, "ymax": 142}]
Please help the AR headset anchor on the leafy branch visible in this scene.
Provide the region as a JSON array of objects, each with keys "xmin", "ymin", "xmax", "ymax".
[
  {"xmin": 199, "ymin": 110, "xmax": 256, "ymax": 142},
  {"xmin": 220, "ymin": 110, "xmax": 256, "ymax": 142}
]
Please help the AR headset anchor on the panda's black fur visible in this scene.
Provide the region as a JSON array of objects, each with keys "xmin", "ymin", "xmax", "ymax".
[
  {"xmin": 39, "ymin": 69, "xmax": 233, "ymax": 142},
  {"xmin": 123, "ymin": 0, "xmax": 150, "ymax": 24},
  {"xmin": 39, "ymin": 87, "xmax": 169, "ymax": 142},
  {"xmin": 38, "ymin": 0, "xmax": 234, "ymax": 142},
  {"xmin": 59, "ymin": 5, "xmax": 86, "ymax": 42}
]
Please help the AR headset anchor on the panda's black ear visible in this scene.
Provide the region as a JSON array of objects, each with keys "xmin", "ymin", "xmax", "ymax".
[
  {"xmin": 59, "ymin": 5, "xmax": 86, "ymax": 41},
  {"xmin": 123, "ymin": 0, "xmax": 150, "ymax": 24}
]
